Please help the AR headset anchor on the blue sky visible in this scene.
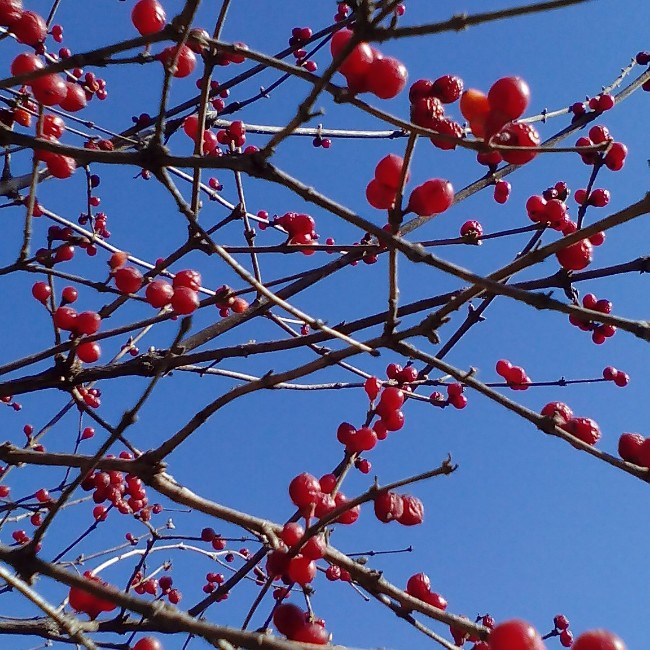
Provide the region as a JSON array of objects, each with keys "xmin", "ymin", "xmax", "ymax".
[{"xmin": 0, "ymin": 1, "xmax": 649, "ymax": 649}]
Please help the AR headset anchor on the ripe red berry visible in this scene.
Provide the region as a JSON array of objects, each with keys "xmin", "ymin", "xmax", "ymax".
[
  {"xmin": 77, "ymin": 341, "xmax": 101, "ymax": 363},
  {"xmin": 11, "ymin": 52, "xmax": 43, "ymax": 77},
  {"xmin": 572, "ymin": 630, "xmax": 626, "ymax": 650},
  {"xmin": 364, "ymin": 376, "xmax": 382, "ymax": 400},
  {"xmin": 407, "ymin": 179, "xmax": 454, "ymax": 216},
  {"xmin": 330, "ymin": 29, "xmax": 374, "ymax": 81},
  {"xmin": 366, "ymin": 56, "xmax": 408, "ymax": 99},
  {"xmin": 488, "ymin": 77, "xmax": 531, "ymax": 120},
  {"xmin": 59, "ymin": 82, "xmax": 88, "ymax": 112},
  {"xmin": 287, "ymin": 554, "xmax": 316, "ymax": 585},
  {"xmin": 541, "ymin": 401, "xmax": 573, "ymax": 424},
  {"xmin": 288, "ymin": 473, "xmax": 321, "ymax": 508},
  {"xmin": 488, "ymin": 619, "xmax": 545, "ymax": 650},
  {"xmin": 171, "ymin": 287, "xmax": 199, "ymax": 314},
  {"xmin": 618, "ymin": 433, "xmax": 645, "ymax": 465},
  {"xmin": 145, "ymin": 280, "xmax": 174, "ymax": 308},
  {"xmin": 12, "ymin": 10, "xmax": 47, "ymax": 45},
  {"xmin": 397, "ymin": 494, "xmax": 424, "ymax": 526},
  {"xmin": 556, "ymin": 238, "xmax": 593, "ymax": 271},
  {"xmin": 0, "ymin": 0, "xmax": 22, "ymax": 26},
  {"xmin": 493, "ymin": 122, "xmax": 540, "ymax": 165},
  {"xmin": 374, "ymin": 490, "xmax": 404, "ymax": 523},
  {"xmin": 114, "ymin": 267, "xmax": 143, "ymax": 293},
  {"xmin": 31, "ymin": 281, "xmax": 51, "ymax": 303},
  {"xmin": 366, "ymin": 179, "xmax": 396, "ymax": 210},
  {"xmin": 374, "ymin": 154, "xmax": 408, "ymax": 189},
  {"xmin": 566, "ymin": 417, "xmax": 601, "ymax": 445},
  {"xmin": 274, "ymin": 603, "xmax": 306, "ymax": 636},
  {"xmin": 133, "ymin": 638, "xmax": 164, "ymax": 650},
  {"xmin": 158, "ymin": 44, "xmax": 197, "ymax": 78},
  {"xmin": 131, "ymin": 0, "xmax": 166, "ymax": 35},
  {"xmin": 75, "ymin": 312, "xmax": 101, "ymax": 336},
  {"xmin": 431, "ymin": 74, "xmax": 463, "ymax": 103},
  {"xmin": 53, "ymin": 306, "xmax": 77, "ymax": 331},
  {"xmin": 493, "ymin": 179, "xmax": 511, "ymax": 204}
]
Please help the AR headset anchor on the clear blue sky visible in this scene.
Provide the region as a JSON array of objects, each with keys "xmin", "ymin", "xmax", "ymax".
[{"xmin": 0, "ymin": 2, "xmax": 649, "ymax": 649}]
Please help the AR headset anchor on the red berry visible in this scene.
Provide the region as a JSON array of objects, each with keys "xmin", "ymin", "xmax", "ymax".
[
  {"xmin": 288, "ymin": 473, "xmax": 321, "ymax": 508},
  {"xmin": 0, "ymin": 0, "xmax": 22, "ymax": 26},
  {"xmin": 31, "ymin": 281, "xmax": 51, "ymax": 303},
  {"xmin": 407, "ymin": 179, "xmax": 454, "ymax": 216},
  {"xmin": 431, "ymin": 74, "xmax": 463, "ymax": 103},
  {"xmin": 366, "ymin": 56, "xmax": 408, "ymax": 99},
  {"xmin": 11, "ymin": 52, "xmax": 43, "ymax": 77},
  {"xmin": 375, "ymin": 154, "xmax": 408, "ymax": 189},
  {"xmin": 169, "ymin": 287, "xmax": 197, "ymax": 315},
  {"xmin": 410, "ymin": 95, "xmax": 444, "ymax": 129},
  {"xmin": 604, "ymin": 142, "xmax": 627, "ymax": 171},
  {"xmin": 556, "ymin": 238, "xmax": 593, "ymax": 271},
  {"xmin": 566, "ymin": 417, "xmax": 601, "ymax": 445},
  {"xmin": 158, "ymin": 44, "xmax": 197, "ymax": 78},
  {"xmin": 496, "ymin": 359, "xmax": 512, "ymax": 377},
  {"xmin": 488, "ymin": 77, "xmax": 530, "ymax": 120},
  {"xmin": 618, "ymin": 433, "xmax": 645, "ymax": 465},
  {"xmin": 75, "ymin": 311, "xmax": 101, "ymax": 335},
  {"xmin": 374, "ymin": 490, "xmax": 404, "ymax": 523},
  {"xmin": 364, "ymin": 376, "xmax": 382, "ymax": 400},
  {"xmin": 172, "ymin": 269, "xmax": 201, "ymax": 291},
  {"xmin": 397, "ymin": 494, "xmax": 424, "ymax": 526},
  {"xmin": 366, "ymin": 179, "xmax": 396, "ymax": 210},
  {"xmin": 290, "ymin": 622, "xmax": 329, "ymax": 645},
  {"xmin": 53, "ymin": 306, "xmax": 77, "ymax": 331},
  {"xmin": 572, "ymin": 630, "xmax": 626, "ymax": 650},
  {"xmin": 77, "ymin": 341, "xmax": 101, "ymax": 363},
  {"xmin": 494, "ymin": 179, "xmax": 511, "ymax": 204},
  {"xmin": 133, "ymin": 638, "xmax": 164, "ymax": 650},
  {"xmin": 379, "ymin": 386, "xmax": 405, "ymax": 411},
  {"xmin": 145, "ymin": 280, "xmax": 174, "ymax": 308},
  {"xmin": 330, "ymin": 29, "xmax": 374, "ymax": 80},
  {"xmin": 540, "ymin": 401, "xmax": 573, "ymax": 424},
  {"xmin": 12, "ymin": 10, "xmax": 47, "ymax": 45},
  {"xmin": 132, "ymin": 0, "xmax": 166, "ymax": 35},
  {"xmin": 488, "ymin": 620, "xmax": 545, "ymax": 650},
  {"xmin": 114, "ymin": 267, "xmax": 143, "ymax": 294},
  {"xmin": 273, "ymin": 603, "xmax": 306, "ymax": 636},
  {"xmin": 287, "ymin": 554, "xmax": 316, "ymax": 585},
  {"xmin": 493, "ymin": 122, "xmax": 540, "ymax": 165}
]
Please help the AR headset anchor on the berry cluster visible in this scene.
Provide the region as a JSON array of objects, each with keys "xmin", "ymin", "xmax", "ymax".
[
  {"xmin": 68, "ymin": 572, "xmax": 117, "ymax": 620},
  {"xmin": 366, "ymin": 154, "xmax": 409, "ymax": 210},
  {"xmin": 540, "ymin": 402, "xmax": 601, "ymax": 445},
  {"xmin": 405, "ymin": 572, "xmax": 447, "ymax": 610},
  {"xmin": 272, "ymin": 212, "xmax": 318, "ymax": 253},
  {"xmin": 569, "ymin": 293, "xmax": 616, "ymax": 345},
  {"xmin": 288, "ymin": 472, "xmax": 359, "ymax": 524},
  {"xmin": 551, "ymin": 614, "xmax": 574, "ymax": 648},
  {"xmin": 574, "ymin": 187, "xmax": 610, "ymax": 208},
  {"xmin": 602, "ymin": 366, "xmax": 629, "ymax": 387},
  {"xmin": 80, "ymin": 454, "xmax": 159, "ymax": 520},
  {"xmin": 429, "ymin": 382, "xmax": 468, "ymax": 409},
  {"xmin": 496, "ymin": 359, "xmax": 531, "ymax": 390},
  {"xmin": 273, "ymin": 603, "xmax": 330, "ymax": 645},
  {"xmin": 408, "ymin": 74, "xmax": 464, "ymax": 149},
  {"xmin": 374, "ymin": 491, "xmax": 424, "ymax": 526},
  {"xmin": 330, "ymin": 28, "xmax": 407, "ymax": 99},
  {"xmin": 131, "ymin": 572, "xmax": 181, "ymax": 604},
  {"xmin": 576, "ymin": 125, "xmax": 627, "ymax": 170}
]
